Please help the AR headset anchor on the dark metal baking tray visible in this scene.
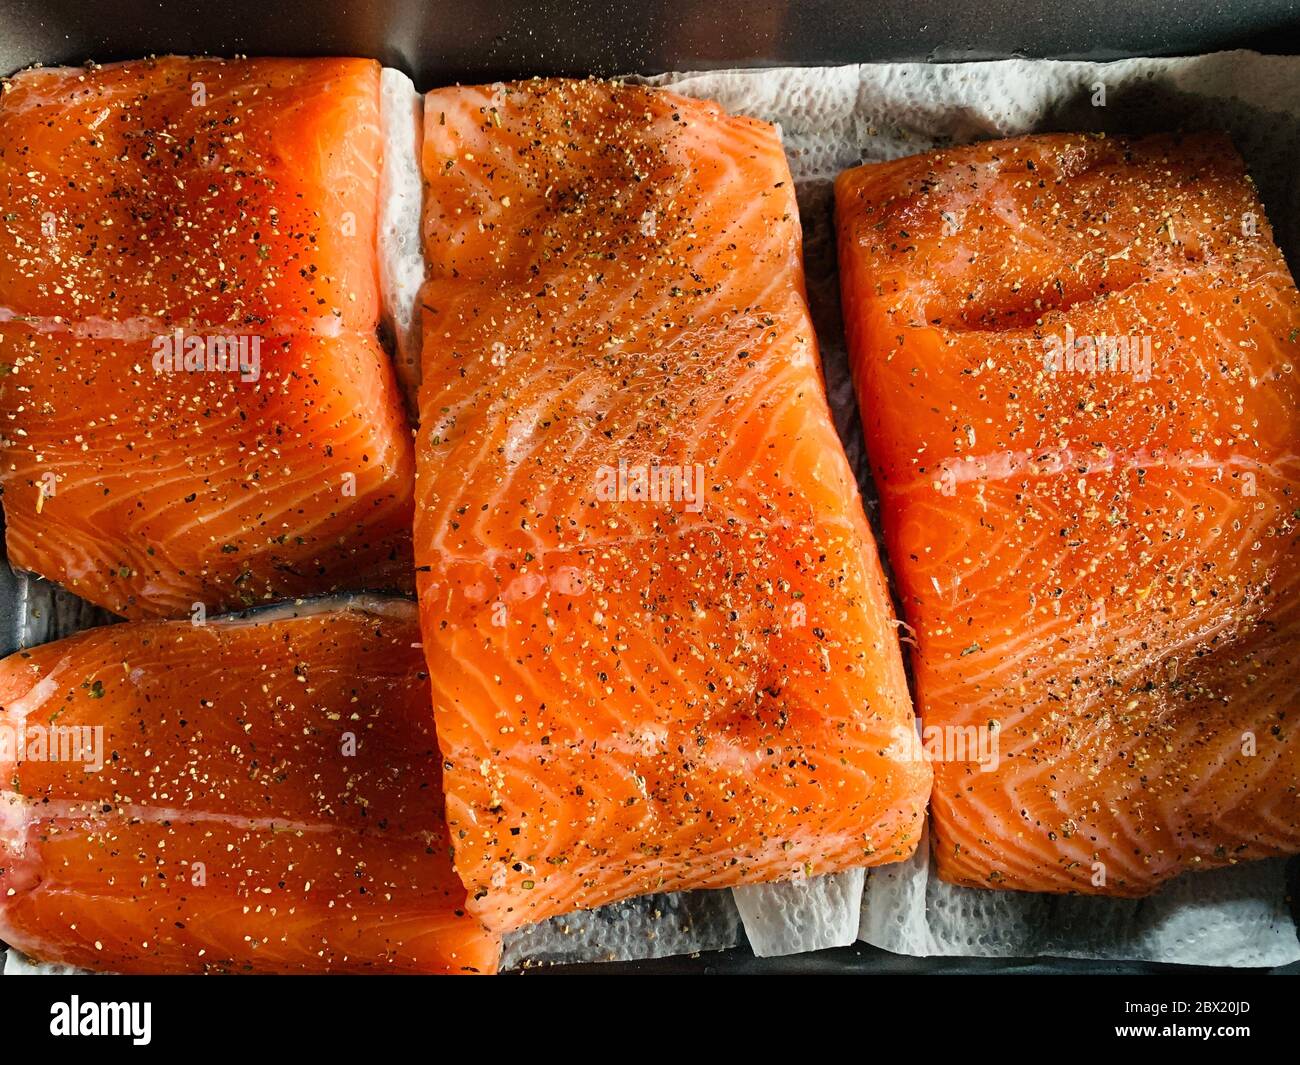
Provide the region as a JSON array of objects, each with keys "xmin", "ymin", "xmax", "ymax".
[
  {"xmin": 2, "ymin": 0, "xmax": 1300, "ymax": 79},
  {"xmin": 1, "ymin": 0, "xmax": 1297, "ymax": 975}
]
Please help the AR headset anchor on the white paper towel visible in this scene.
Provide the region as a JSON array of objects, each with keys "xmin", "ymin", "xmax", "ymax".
[
  {"xmin": 500, "ymin": 890, "xmax": 741, "ymax": 969},
  {"xmin": 378, "ymin": 67, "xmax": 427, "ymax": 412},
  {"xmin": 860, "ymin": 831, "xmax": 1298, "ymax": 967},
  {"xmin": 733, "ymin": 870, "xmax": 866, "ymax": 958}
]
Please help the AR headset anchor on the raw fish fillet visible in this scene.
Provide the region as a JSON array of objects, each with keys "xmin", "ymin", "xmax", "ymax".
[
  {"xmin": 0, "ymin": 57, "xmax": 379, "ymax": 326},
  {"xmin": 415, "ymin": 79, "xmax": 930, "ymax": 932},
  {"xmin": 837, "ymin": 132, "xmax": 1300, "ymax": 896},
  {"xmin": 0, "ymin": 57, "xmax": 415, "ymax": 618},
  {"xmin": 0, "ymin": 596, "xmax": 499, "ymax": 974}
]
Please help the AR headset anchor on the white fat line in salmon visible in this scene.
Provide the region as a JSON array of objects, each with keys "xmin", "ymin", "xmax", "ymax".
[
  {"xmin": 151, "ymin": 328, "xmax": 261, "ymax": 382},
  {"xmin": 0, "ymin": 791, "xmax": 446, "ymax": 846},
  {"xmin": 0, "ymin": 307, "xmax": 348, "ymax": 340},
  {"xmin": 1, "ymin": 669, "xmax": 62, "ymax": 722},
  {"xmin": 593, "ymin": 458, "xmax": 707, "ymax": 513},
  {"xmin": 1042, "ymin": 325, "xmax": 1153, "ymax": 381},
  {"xmin": 0, "ymin": 721, "xmax": 103, "ymax": 771},
  {"xmin": 932, "ymin": 447, "xmax": 1281, "ymax": 491},
  {"xmin": 0, "ymin": 792, "xmax": 331, "ymax": 834}
]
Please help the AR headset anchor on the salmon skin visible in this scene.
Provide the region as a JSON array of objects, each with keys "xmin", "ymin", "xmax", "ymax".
[
  {"xmin": 0, "ymin": 596, "xmax": 500, "ymax": 974},
  {"xmin": 0, "ymin": 57, "xmax": 415, "ymax": 619},
  {"xmin": 837, "ymin": 132, "xmax": 1300, "ymax": 896},
  {"xmin": 415, "ymin": 79, "xmax": 930, "ymax": 932}
]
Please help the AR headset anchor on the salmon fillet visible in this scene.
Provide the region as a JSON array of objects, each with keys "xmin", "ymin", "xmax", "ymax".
[
  {"xmin": 0, "ymin": 598, "xmax": 500, "ymax": 974},
  {"xmin": 0, "ymin": 57, "xmax": 380, "ymax": 327},
  {"xmin": 0, "ymin": 58, "xmax": 415, "ymax": 618},
  {"xmin": 416, "ymin": 79, "xmax": 929, "ymax": 932},
  {"xmin": 837, "ymin": 132, "xmax": 1300, "ymax": 896}
]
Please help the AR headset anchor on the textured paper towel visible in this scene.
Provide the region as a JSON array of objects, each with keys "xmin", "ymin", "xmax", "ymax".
[
  {"xmin": 733, "ymin": 870, "xmax": 865, "ymax": 958},
  {"xmin": 378, "ymin": 67, "xmax": 426, "ymax": 412},
  {"xmin": 7, "ymin": 572, "xmax": 115, "ymax": 652},
  {"xmin": 500, "ymin": 890, "xmax": 741, "ymax": 969},
  {"xmin": 650, "ymin": 51, "xmax": 1300, "ymax": 965},
  {"xmin": 4, "ymin": 952, "xmax": 91, "ymax": 976},
  {"xmin": 861, "ymin": 832, "xmax": 1298, "ymax": 967}
]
